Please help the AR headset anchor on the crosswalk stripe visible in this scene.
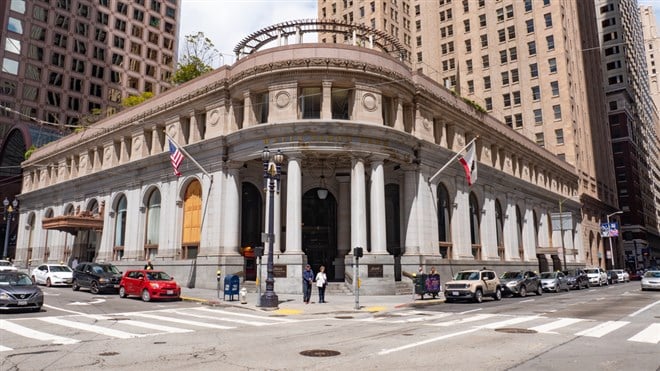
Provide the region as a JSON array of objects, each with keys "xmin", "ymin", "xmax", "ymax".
[
  {"xmin": 168, "ymin": 310, "xmax": 272, "ymax": 326},
  {"xmin": 0, "ymin": 345, "xmax": 13, "ymax": 352},
  {"xmin": 429, "ymin": 313, "xmax": 497, "ymax": 327},
  {"xmin": 575, "ymin": 321, "xmax": 629, "ymax": 338},
  {"xmin": 191, "ymin": 308, "xmax": 298, "ymax": 323},
  {"xmin": 627, "ymin": 323, "xmax": 660, "ymax": 344},
  {"xmin": 87, "ymin": 315, "xmax": 193, "ymax": 334},
  {"xmin": 529, "ymin": 318, "xmax": 584, "ymax": 333},
  {"xmin": 390, "ymin": 313, "xmax": 453, "ymax": 323},
  {"xmin": 478, "ymin": 316, "xmax": 540, "ymax": 329},
  {"xmin": 0, "ymin": 319, "xmax": 79, "ymax": 345},
  {"xmin": 38, "ymin": 317, "xmax": 143, "ymax": 339},
  {"xmin": 130, "ymin": 313, "xmax": 235, "ymax": 329}
]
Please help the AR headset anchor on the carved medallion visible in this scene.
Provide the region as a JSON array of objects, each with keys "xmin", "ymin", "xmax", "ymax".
[
  {"xmin": 362, "ymin": 93, "xmax": 377, "ymax": 111},
  {"xmin": 208, "ymin": 109, "xmax": 219, "ymax": 126},
  {"xmin": 275, "ymin": 91, "xmax": 290, "ymax": 108}
]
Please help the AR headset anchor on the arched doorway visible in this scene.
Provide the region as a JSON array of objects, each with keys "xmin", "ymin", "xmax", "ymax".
[
  {"xmin": 302, "ymin": 188, "xmax": 337, "ymax": 281},
  {"xmin": 241, "ymin": 182, "xmax": 263, "ymax": 281}
]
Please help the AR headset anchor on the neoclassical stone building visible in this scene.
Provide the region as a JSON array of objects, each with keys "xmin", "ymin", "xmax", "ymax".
[{"xmin": 15, "ymin": 21, "xmax": 585, "ymax": 294}]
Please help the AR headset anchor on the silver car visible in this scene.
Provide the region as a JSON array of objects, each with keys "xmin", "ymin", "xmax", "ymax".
[
  {"xmin": 640, "ymin": 270, "xmax": 660, "ymax": 291},
  {"xmin": 540, "ymin": 271, "xmax": 570, "ymax": 293},
  {"xmin": 0, "ymin": 271, "xmax": 44, "ymax": 312}
]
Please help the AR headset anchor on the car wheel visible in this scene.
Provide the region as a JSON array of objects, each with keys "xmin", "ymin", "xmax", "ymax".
[
  {"xmin": 46, "ymin": 278, "xmax": 52, "ymax": 287},
  {"xmin": 474, "ymin": 289, "xmax": 483, "ymax": 303},
  {"xmin": 519, "ymin": 286, "xmax": 527, "ymax": 297},
  {"xmin": 90, "ymin": 281, "xmax": 100, "ymax": 294},
  {"xmin": 536, "ymin": 285, "xmax": 543, "ymax": 296},
  {"xmin": 72, "ymin": 280, "xmax": 80, "ymax": 291},
  {"xmin": 119, "ymin": 286, "xmax": 127, "ymax": 298},
  {"xmin": 555, "ymin": 285, "xmax": 561, "ymax": 293},
  {"xmin": 141, "ymin": 289, "xmax": 151, "ymax": 302},
  {"xmin": 32, "ymin": 276, "xmax": 38, "ymax": 285},
  {"xmin": 493, "ymin": 287, "xmax": 502, "ymax": 301}
]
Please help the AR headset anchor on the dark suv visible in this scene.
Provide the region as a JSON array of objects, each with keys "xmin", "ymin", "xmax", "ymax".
[
  {"xmin": 563, "ymin": 269, "xmax": 589, "ymax": 289},
  {"xmin": 72, "ymin": 262, "xmax": 122, "ymax": 294},
  {"xmin": 500, "ymin": 270, "xmax": 542, "ymax": 297}
]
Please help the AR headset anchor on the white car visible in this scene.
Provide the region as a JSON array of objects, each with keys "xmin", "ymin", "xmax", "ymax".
[
  {"xmin": 31, "ymin": 264, "xmax": 74, "ymax": 286},
  {"xmin": 641, "ymin": 270, "xmax": 660, "ymax": 291},
  {"xmin": 584, "ymin": 267, "xmax": 608, "ymax": 286},
  {"xmin": 611, "ymin": 269, "xmax": 629, "ymax": 283},
  {"xmin": 0, "ymin": 260, "xmax": 17, "ymax": 271}
]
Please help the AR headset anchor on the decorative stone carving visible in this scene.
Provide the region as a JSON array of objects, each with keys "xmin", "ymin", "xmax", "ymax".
[
  {"xmin": 133, "ymin": 137, "xmax": 141, "ymax": 151},
  {"xmin": 362, "ymin": 93, "xmax": 377, "ymax": 111},
  {"xmin": 275, "ymin": 91, "xmax": 291, "ymax": 108},
  {"xmin": 208, "ymin": 109, "xmax": 220, "ymax": 126},
  {"xmin": 104, "ymin": 147, "xmax": 112, "ymax": 161}
]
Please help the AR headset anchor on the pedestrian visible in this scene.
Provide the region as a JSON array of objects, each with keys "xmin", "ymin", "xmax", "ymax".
[
  {"xmin": 303, "ymin": 264, "xmax": 314, "ymax": 304},
  {"xmin": 71, "ymin": 257, "xmax": 79, "ymax": 269},
  {"xmin": 144, "ymin": 260, "xmax": 154, "ymax": 270},
  {"xmin": 316, "ymin": 265, "xmax": 328, "ymax": 303},
  {"xmin": 417, "ymin": 266, "xmax": 424, "ymax": 275}
]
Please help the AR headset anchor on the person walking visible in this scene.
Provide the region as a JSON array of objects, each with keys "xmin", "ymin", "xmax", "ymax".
[
  {"xmin": 315, "ymin": 265, "xmax": 328, "ymax": 303},
  {"xmin": 144, "ymin": 260, "xmax": 154, "ymax": 270},
  {"xmin": 71, "ymin": 257, "xmax": 79, "ymax": 269},
  {"xmin": 303, "ymin": 264, "xmax": 314, "ymax": 304}
]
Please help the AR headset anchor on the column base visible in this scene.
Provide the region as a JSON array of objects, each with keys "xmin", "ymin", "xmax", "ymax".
[{"xmin": 260, "ymin": 291, "xmax": 279, "ymax": 309}]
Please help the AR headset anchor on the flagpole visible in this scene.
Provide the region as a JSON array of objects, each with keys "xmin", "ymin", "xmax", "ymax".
[
  {"xmin": 428, "ymin": 136, "xmax": 479, "ymax": 184},
  {"xmin": 165, "ymin": 133, "xmax": 213, "ymax": 181}
]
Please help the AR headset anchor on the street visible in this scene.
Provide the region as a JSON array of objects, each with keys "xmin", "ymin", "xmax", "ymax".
[{"xmin": 1, "ymin": 282, "xmax": 658, "ymax": 370}]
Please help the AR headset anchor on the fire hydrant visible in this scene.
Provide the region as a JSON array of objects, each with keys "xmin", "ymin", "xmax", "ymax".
[{"xmin": 240, "ymin": 287, "xmax": 248, "ymax": 304}]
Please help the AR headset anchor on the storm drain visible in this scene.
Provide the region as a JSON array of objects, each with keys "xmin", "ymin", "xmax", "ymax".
[
  {"xmin": 494, "ymin": 328, "xmax": 537, "ymax": 334},
  {"xmin": 300, "ymin": 350, "xmax": 341, "ymax": 357},
  {"xmin": 99, "ymin": 352, "xmax": 120, "ymax": 356}
]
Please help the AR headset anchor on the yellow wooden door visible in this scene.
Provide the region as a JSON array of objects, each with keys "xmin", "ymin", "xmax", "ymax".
[{"xmin": 182, "ymin": 181, "xmax": 202, "ymax": 244}]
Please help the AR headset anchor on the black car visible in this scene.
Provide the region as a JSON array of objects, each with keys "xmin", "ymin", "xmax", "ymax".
[
  {"xmin": 0, "ymin": 271, "xmax": 43, "ymax": 312},
  {"xmin": 499, "ymin": 270, "xmax": 542, "ymax": 297},
  {"xmin": 563, "ymin": 268, "xmax": 589, "ymax": 290},
  {"xmin": 607, "ymin": 270, "xmax": 619, "ymax": 285},
  {"xmin": 72, "ymin": 262, "xmax": 122, "ymax": 294}
]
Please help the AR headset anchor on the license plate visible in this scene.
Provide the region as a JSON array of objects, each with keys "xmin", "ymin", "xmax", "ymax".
[
  {"xmin": 452, "ymin": 291, "xmax": 459, "ymax": 296},
  {"xmin": 17, "ymin": 300, "xmax": 27, "ymax": 306},
  {"xmin": 113, "ymin": 284, "xmax": 120, "ymax": 288},
  {"xmin": 167, "ymin": 290, "xmax": 173, "ymax": 295}
]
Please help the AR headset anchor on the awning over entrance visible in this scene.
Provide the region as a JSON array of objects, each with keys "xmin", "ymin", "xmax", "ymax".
[{"xmin": 42, "ymin": 215, "xmax": 104, "ymax": 234}]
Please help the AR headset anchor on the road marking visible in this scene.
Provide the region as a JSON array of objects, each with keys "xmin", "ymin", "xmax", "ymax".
[
  {"xmin": 628, "ymin": 324, "xmax": 660, "ymax": 344},
  {"xmin": 390, "ymin": 312, "xmax": 453, "ymax": 323},
  {"xmin": 529, "ymin": 318, "xmax": 584, "ymax": 334},
  {"xmin": 429, "ymin": 313, "xmax": 497, "ymax": 327},
  {"xmin": 192, "ymin": 308, "xmax": 298, "ymax": 322},
  {"xmin": 0, "ymin": 319, "xmax": 79, "ymax": 345},
  {"xmin": 575, "ymin": 321, "xmax": 629, "ymax": 338},
  {"xmin": 520, "ymin": 299, "xmax": 535, "ymax": 303},
  {"xmin": 167, "ymin": 310, "xmax": 273, "ymax": 326},
  {"xmin": 87, "ymin": 315, "xmax": 193, "ymax": 334},
  {"xmin": 43, "ymin": 304, "xmax": 87, "ymax": 315},
  {"xmin": 458, "ymin": 308, "xmax": 482, "ymax": 315},
  {"xmin": 628, "ymin": 300, "xmax": 660, "ymax": 317},
  {"xmin": 478, "ymin": 315, "xmax": 540, "ymax": 329},
  {"xmin": 38, "ymin": 317, "xmax": 143, "ymax": 339},
  {"xmin": 0, "ymin": 345, "xmax": 13, "ymax": 352},
  {"xmin": 130, "ymin": 313, "xmax": 235, "ymax": 329},
  {"xmin": 69, "ymin": 298, "xmax": 106, "ymax": 306},
  {"xmin": 378, "ymin": 328, "xmax": 481, "ymax": 355}
]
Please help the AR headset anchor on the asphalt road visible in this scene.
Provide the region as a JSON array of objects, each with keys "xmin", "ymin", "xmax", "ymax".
[{"xmin": 1, "ymin": 281, "xmax": 658, "ymax": 370}]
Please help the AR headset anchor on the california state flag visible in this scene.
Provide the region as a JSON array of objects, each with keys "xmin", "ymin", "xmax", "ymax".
[{"xmin": 458, "ymin": 142, "xmax": 478, "ymax": 186}]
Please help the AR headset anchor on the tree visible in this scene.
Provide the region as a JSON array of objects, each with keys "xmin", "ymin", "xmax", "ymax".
[
  {"xmin": 171, "ymin": 32, "xmax": 217, "ymax": 85},
  {"xmin": 122, "ymin": 92, "xmax": 154, "ymax": 107}
]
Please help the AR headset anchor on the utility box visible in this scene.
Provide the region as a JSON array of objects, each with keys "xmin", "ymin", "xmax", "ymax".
[{"xmin": 224, "ymin": 275, "xmax": 240, "ymax": 301}]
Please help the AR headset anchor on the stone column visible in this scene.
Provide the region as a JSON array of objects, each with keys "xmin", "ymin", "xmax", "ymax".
[
  {"xmin": 369, "ymin": 158, "xmax": 387, "ymax": 254},
  {"xmin": 321, "ymin": 81, "xmax": 332, "ymax": 120},
  {"xmin": 336, "ymin": 175, "xmax": 351, "ymax": 278},
  {"xmin": 351, "ymin": 157, "xmax": 367, "ymax": 252},
  {"xmin": 394, "ymin": 96, "xmax": 405, "ymax": 131},
  {"xmin": 243, "ymin": 91, "xmax": 255, "ymax": 128},
  {"xmin": 285, "ymin": 155, "xmax": 302, "ymax": 253},
  {"xmin": 222, "ymin": 163, "xmax": 242, "ymax": 255},
  {"xmin": 402, "ymin": 165, "xmax": 419, "ymax": 255}
]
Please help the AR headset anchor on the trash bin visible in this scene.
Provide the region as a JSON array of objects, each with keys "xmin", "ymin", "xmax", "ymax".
[
  {"xmin": 224, "ymin": 275, "xmax": 240, "ymax": 301},
  {"xmin": 414, "ymin": 273, "xmax": 427, "ymax": 296}
]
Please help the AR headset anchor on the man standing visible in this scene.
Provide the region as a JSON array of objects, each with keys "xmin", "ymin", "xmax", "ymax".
[
  {"xmin": 303, "ymin": 264, "xmax": 314, "ymax": 304},
  {"xmin": 144, "ymin": 260, "xmax": 154, "ymax": 270},
  {"xmin": 71, "ymin": 257, "xmax": 79, "ymax": 269}
]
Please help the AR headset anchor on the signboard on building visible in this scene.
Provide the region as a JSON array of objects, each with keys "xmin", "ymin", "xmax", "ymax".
[
  {"xmin": 600, "ymin": 222, "xmax": 619, "ymax": 237},
  {"xmin": 550, "ymin": 212, "xmax": 573, "ymax": 231}
]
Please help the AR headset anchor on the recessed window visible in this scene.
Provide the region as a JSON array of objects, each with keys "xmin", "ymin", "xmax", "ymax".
[
  {"xmin": 2, "ymin": 58, "xmax": 19, "ymax": 75},
  {"xmin": 10, "ymin": 0, "xmax": 26, "ymax": 14},
  {"xmin": 546, "ymin": 35, "xmax": 555, "ymax": 50},
  {"xmin": 544, "ymin": 13, "xmax": 552, "ymax": 27},
  {"xmin": 528, "ymin": 41, "xmax": 537, "ymax": 56},
  {"xmin": 535, "ymin": 133, "xmax": 544, "ymax": 146},
  {"xmin": 484, "ymin": 76, "xmax": 491, "ymax": 89},
  {"xmin": 553, "ymin": 105, "xmax": 562, "ymax": 120},
  {"xmin": 485, "ymin": 97, "xmax": 492, "ymax": 111},
  {"xmin": 7, "ymin": 17, "xmax": 23, "ymax": 34},
  {"xmin": 555, "ymin": 129, "xmax": 564, "ymax": 145},
  {"xmin": 526, "ymin": 19, "xmax": 534, "ymax": 33},
  {"xmin": 551, "ymin": 81, "xmax": 559, "ymax": 96},
  {"xmin": 4, "ymin": 38, "xmax": 21, "ymax": 54},
  {"xmin": 549, "ymin": 58, "xmax": 557, "ymax": 73},
  {"xmin": 534, "ymin": 109, "xmax": 543, "ymax": 124},
  {"xmin": 530, "ymin": 63, "xmax": 539, "ymax": 78},
  {"xmin": 531, "ymin": 86, "xmax": 540, "ymax": 100}
]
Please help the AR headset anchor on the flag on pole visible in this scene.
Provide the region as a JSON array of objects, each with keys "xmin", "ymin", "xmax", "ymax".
[
  {"xmin": 168, "ymin": 139, "xmax": 184, "ymax": 177},
  {"xmin": 458, "ymin": 141, "xmax": 478, "ymax": 186}
]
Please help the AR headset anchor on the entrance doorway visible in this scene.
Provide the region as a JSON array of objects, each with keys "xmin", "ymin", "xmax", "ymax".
[
  {"xmin": 241, "ymin": 182, "xmax": 263, "ymax": 281},
  {"xmin": 302, "ymin": 188, "xmax": 337, "ymax": 281}
]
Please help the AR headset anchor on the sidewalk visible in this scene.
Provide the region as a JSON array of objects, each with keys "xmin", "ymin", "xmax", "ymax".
[{"xmin": 180, "ymin": 287, "xmax": 445, "ymax": 315}]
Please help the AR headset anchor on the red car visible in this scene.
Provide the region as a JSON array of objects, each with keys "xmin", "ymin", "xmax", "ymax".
[{"xmin": 118, "ymin": 270, "xmax": 181, "ymax": 302}]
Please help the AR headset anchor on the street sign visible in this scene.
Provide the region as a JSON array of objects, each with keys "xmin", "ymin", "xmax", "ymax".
[
  {"xmin": 600, "ymin": 223, "xmax": 610, "ymax": 237},
  {"xmin": 551, "ymin": 212, "xmax": 573, "ymax": 231},
  {"xmin": 600, "ymin": 222, "xmax": 619, "ymax": 237},
  {"xmin": 608, "ymin": 222, "xmax": 619, "ymax": 237}
]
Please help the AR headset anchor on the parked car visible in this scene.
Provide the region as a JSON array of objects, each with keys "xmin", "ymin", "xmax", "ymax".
[
  {"xmin": 31, "ymin": 264, "xmax": 73, "ymax": 286},
  {"xmin": 499, "ymin": 270, "xmax": 542, "ymax": 297},
  {"xmin": 640, "ymin": 270, "xmax": 660, "ymax": 291},
  {"xmin": 606, "ymin": 270, "xmax": 619, "ymax": 285},
  {"xmin": 72, "ymin": 262, "xmax": 122, "ymax": 294},
  {"xmin": 611, "ymin": 269, "xmax": 629, "ymax": 283},
  {"xmin": 0, "ymin": 271, "xmax": 43, "ymax": 312},
  {"xmin": 563, "ymin": 269, "xmax": 589, "ymax": 290},
  {"xmin": 584, "ymin": 267, "xmax": 608, "ymax": 286},
  {"xmin": 0, "ymin": 260, "xmax": 18, "ymax": 271},
  {"xmin": 444, "ymin": 269, "xmax": 502, "ymax": 303},
  {"xmin": 119, "ymin": 270, "xmax": 181, "ymax": 302},
  {"xmin": 540, "ymin": 271, "xmax": 570, "ymax": 293}
]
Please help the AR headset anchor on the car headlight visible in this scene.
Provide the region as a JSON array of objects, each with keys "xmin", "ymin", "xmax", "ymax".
[
  {"xmin": 507, "ymin": 281, "xmax": 517, "ymax": 287},
  {"xmin": 98, "ymin": 278, "xmax": 108, "ymax": 283},
  {"xmin": 0, "ymin": 292, "xmax": 9, "ymax": 300},
  {"xmin": 150, "ymin": 283, "xmax": 160, "ymax": 289}
]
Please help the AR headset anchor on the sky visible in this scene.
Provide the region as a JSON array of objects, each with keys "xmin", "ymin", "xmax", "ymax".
[{"xmin": 178, "ymin": 0, "xmax": 317, "ymax": 67}]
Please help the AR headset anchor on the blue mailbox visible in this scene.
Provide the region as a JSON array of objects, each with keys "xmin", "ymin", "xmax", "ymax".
[{"xmin": 223, "ymin": 275, "xmax": 240, "ymax": 301}]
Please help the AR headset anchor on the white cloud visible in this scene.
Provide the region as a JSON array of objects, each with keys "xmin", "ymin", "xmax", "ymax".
[{"xmin": 179, "ymin": 0, "xmax": 317, "ymax": 67}]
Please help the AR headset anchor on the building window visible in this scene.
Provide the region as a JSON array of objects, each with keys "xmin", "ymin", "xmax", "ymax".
[
  {"xmin": 511, "ymin": 68, "xmax": 519, "ymax": 83},
  {"xmin": 528, "ymin": 41, "xmax": 536, "ymax": 56},
  {"xmin": 505, "ymin": 115, "xmax": 513, "ymax": 127},
  {"xmin": 468, "ymin": 80, "xmax": 474, "ymax": 93},
  {"xmin": 484, "ymin": 76, "xmax": 491, "ymax": 90},
  {"xmin": 485, "ymin": 97, "xmax": 492, "ymax": 111},
  {"xmin": 555, "ymin": 129, "xmax": 564, "ymax": 144},
  {"xmin": 549, "ymin": 58, "xmax": 557, "ymax": 73},
  {"xmin": 437, "ymin": 184, "xmax": 451, "ymax": 244},
  {"xmin": 535, "ymin": 133, "xmax": 545, "ymax": 146},
  {"xmin": 144, "ymin": 188, "xmax": 161, "ymax": 259},
  {"xmin": 513, "ymin": 91, "xmax": 521, "ymax": 105},
  {"xmin": 553, "ymin": 104, "xmax": 562, "ymax": 120},
  {"xmin": 497, "ymin": 8, "xmax": 504, "ymax": 22},
  {"xmin": 506, "ymin": 5, "xmax": 514, "ymax": 18},
  {"xmin": 509, "ymin": 47, "xmax": 517, "ymax": 61},
  {"xmin": 531, "ymin": 86, "xmax": 540, "ymax": 100},
  {"xmin": 300, "ymin": 87, "xmax": 321, "ymax": 119},
  {"xmin": 500, "ymin": 50, "xmax": 508, "ymax": 64},
  {"xmin": 114, "ymin": 195, "xmax": 128, "ymax": 250},
  {"xmin": 181, "ymin": 181, "xmax": 202, "ymax": 260},
  {"xmin": 526, "ymin": 19, "xmax": 534, "ymax": 33},
  {"xmin": 480, "ymin": 34, "xmax": 488, "ymax": 48},
  {"xmin": 546, "ymin": 35, "xmax": 555, "ymax": 50},
  {"xmin": 465, "ymin": 39, "xmax": 472, "ymax": 53},
  {"xmin": 514, "ymin": 113, "xmax": 523, "ymax": 128},
  {"xmin": 469, "ymin": 193, "xmax": 481, "ymax": 245},
  {"xmin": 544, "ymin": 13, "xmax": 552, "ymax": 27},
  {"xmin": 502, "ymin": 71, "xmax": 510, "ymax": 85},
  {"xmin": 466, "ymin": 59, "xmax": 473, "ymax": 73},
  {"xmin": 498, "ymin": 29, "xmax": 506, "ymax": 43},
  {"xmin": 508, "ymin": 26, "xmax": 516, "ymax": 40},
  {"xmin": 530, "ymin": 63, "xmax": 538, "ymax": 78},
  {"xmin": 503, "ymin": 93, "xmax": 511, "ymax": 108},
  {"xmin": 525, "ymin": 0, "xmax": 532, "ymax": 12},
  {"xmin": 551, "ymin": 81, "xmax": 559, "ymax": 96},
  {"xmin": 495, "ymin": 200, "xmax": 504, "ymax": 249},
  {"xmin": 479, "ymin": 14, "xmax": 486, "ymax": 27},
  {"xmin": 464, "ymin": 19, "xmax": 470, "ymax": 32},
  {"xmin": 534, "ymin": 108, "xmax": 543, "ymax": 124},
  {"xmin": 482, "ymin": 55, "xmax": 489, "ymax": 68}
]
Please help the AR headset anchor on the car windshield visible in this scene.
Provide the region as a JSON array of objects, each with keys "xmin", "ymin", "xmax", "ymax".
[
  {"xmin": 0, "ymin": 273, "xmax": 33, "ymax": 286},
  {"xmin": 50, "ymin": 265, "xmax": 72, "ymax": 272},
  {"xmin": 93, "ymin": 265, "xmax": 120, "ymax": 274},
  {"xmin": 0, "ymin": 261, "xmax": 12, "ymax": 267},
  {"xmin": 146, "ymin": 271, "xmax": 171, "ymax": 281},
  {"xmin": 584, "ymin": 269, "xmax": 599, "ymax": 274},
  {"xmin": 454, "ymin": 271, "xmax": 480, "ymax": 280},
  {"xmin": 643, "ymin": 271, "xmax": 660, "ymax": 278},
  {"xmin": 540, "ymin": 272, "xmax": 557, "ymax": 279},
  {"xmin": 501, "ymin": 272, "xmax": 523, "ymax": 279}
]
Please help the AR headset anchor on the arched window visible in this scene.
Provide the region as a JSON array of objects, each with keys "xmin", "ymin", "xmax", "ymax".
[
  {"xmin": 469, "ymin": 193, "xmax": 481, "ymax": 259},
  {"xmin": 181, "ymin": 180, "xmax": 202, "ymax": 259},
  {"xmin": 516, "ymin": 205, "xmax": 524, "ymax": 261},
  {"xmin": 495, "ymin": 200, "xmax": 504, "ymax": 260},
  {"xmin": 437, "ymin": 184, "xmax": 452, "ymax": 258},
  {"xmin": 113, "ymin": 195, "xmax": 127, "ymax": 260},
  {"xmin": 145, "ymin": 188, "xmax": 161, "ymax": 259}
]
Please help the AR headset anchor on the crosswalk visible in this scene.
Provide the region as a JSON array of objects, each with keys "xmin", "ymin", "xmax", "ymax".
[
  {"xmin": 0, "ymin": 307, "xmax": 299, "ymax": 352},
  {"xmin": 363, "ymin": 310, "xmax": 660, "ymax": 345}
]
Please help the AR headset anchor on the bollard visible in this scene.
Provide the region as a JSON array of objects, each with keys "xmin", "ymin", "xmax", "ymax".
[{"xmin": 240, "ymin": 287, "xmax": 248, "ymax": 304}]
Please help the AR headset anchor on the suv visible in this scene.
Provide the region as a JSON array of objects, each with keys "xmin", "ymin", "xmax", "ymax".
[
  {"xmin": 444, "ymin": 269, "xmax": 502, "ymax": 303},
  {"xmin": 563, "ymin": 268, "xmax": 589, "ymax": 290},
  {"xmin": 500, "ymin": 270, "xmax": 542, "ymax": 297},
  {"xmin": 584, "ymin": 267, "xmax": 608, "ymax": 287},
  {"xmin": 72, "ymin": 262, "xmax": 122, "ymax": 294}
]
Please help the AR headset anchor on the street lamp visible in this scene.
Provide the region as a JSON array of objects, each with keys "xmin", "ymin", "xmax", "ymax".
[
  {"xmin": 606, "ymin": 211, "xmax": 623, "ymax": 269},
  {"xmin": 260, "ymin": 147, "xmax": 284, "ymax": 309},
  {"xmin": 3, "ymin": 198, "xmax": 19, "ymax": 260}
]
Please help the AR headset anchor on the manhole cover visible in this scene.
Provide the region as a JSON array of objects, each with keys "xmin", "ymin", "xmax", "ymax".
[
  {"xmin": 99, "ymin": 352, "xmax": 120, "ymax": 356},
  {"xmin": 300, "ymin": 349, "xmax": 341, "ymax": 357},
  {"xmin": 335, "ymin": 316, "xmax": 353, "ymax": 319},
  {"xmin": 494, "ymin": 328, "xmax": 537, "ymax": 334}
]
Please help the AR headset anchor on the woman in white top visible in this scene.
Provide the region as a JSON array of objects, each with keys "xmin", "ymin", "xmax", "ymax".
[{"xmin": 315, "ymin": 266, "xmax": 328, "ymax": 303}]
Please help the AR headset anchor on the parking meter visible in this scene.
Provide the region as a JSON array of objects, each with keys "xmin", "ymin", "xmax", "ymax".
[{"xmin": 216, "ymin": 270, "xmax": 222, "ymax": 298}]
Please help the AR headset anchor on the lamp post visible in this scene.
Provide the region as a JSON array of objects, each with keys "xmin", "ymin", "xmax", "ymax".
[
  {"xmin": 3, "ymin": 198, "xmax": 19, "ymax": 260},
  {"xmin": 260, "ymin": 147, "xmax": 284, "ymax": 309},
  {"xmin": 606, "ymin": 211, "xmax": 623, "ymax": 269}
]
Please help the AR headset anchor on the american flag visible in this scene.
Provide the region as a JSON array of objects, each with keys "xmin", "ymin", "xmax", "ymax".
[{"xmin": 168, "ymin": 139, "xmax": 184, "ymax": 177}]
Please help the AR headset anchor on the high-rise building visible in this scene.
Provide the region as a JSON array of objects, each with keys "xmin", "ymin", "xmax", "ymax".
[{"xmin": 319, "ymin": 0, "xmax": 620, "ymax": 268}]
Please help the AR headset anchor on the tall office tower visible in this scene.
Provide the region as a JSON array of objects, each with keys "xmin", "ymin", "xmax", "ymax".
[
  {"xmin": 601, "ymin": 1, "xmax": 660, "ymax": 269},
  {"xmin": 320, "ymin": 0, "xmax": 619, "ymax": 266}
]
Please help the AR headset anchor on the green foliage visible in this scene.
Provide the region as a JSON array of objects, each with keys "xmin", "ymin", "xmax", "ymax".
[
  {"xmin": 462, "ymin": 97, "xmax": 487, "ymax": 114},
  {"xmin": 122, "ymin": 92, "xmax": 155, "ymax": 107},
  {"xmin": 171, "ymin": 32, "xmax": 217, "ymax": 85},
  {"xmin": 24, "ymin": 145, "xmax": 36, "ymax": 160}
]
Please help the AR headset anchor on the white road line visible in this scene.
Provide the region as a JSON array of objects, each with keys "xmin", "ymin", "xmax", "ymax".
[
  {"xmin": 575, "ymin": 321, "xmax": 629, "ymax": 338},
  {"xmin": 389, "ymin": 313, "xmax": 453, "ymax": 324},
  {"xmin": 192, "ymin": 308, "xmax": 298, "ymax": 322},
  {"xmin": 38, "ymin": 317, "xmax": 144, "ymax": 339},
  {"xmin": 428, "ymin": 313, "xmax": 497, "ymax": 327},
  {"xmin": 43, "ymin": 304, "xmax": 87, "ymax": 315},
  {"xmin": 458, "ymin": 308, "xmax": 482, "ymax": 315},
  {"xmin": 0, "ymin": 320, "xmax": 79, "ymax": 345},
  {"xmin": 478, "ymin": 315, "xmax": 540, "ymax": 329},
  {"xmin": 528, "ymin": 318, "xmax": 584, "ymax": 334},
  {"xmin": 87, "ymin": 315, "xmax": 193, "ymax": 334},
  {"xmin": 519, "ymin": 299, "xmax": 535, "ymax": 303},
  {"xmin": 168, "ymin": 310, "xmax": 272, "ymax": 326},
  {"xmin": 0, "ymin": 345, "xmax": 13, "ymax": 352},
  {"xmin": 378, "ymin": 328, "xmax": 481, "ymax": 355},
  {"xmin": 130, "ymin": 313, "xmax": 235, "ymax": 329},
  {"xmin": 627, "ymin": 323, "xmax": 660, "ymax": 344},
  {"xmin": 628, "ymin": 300, "xmax": 660, "ymax": 317}
]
